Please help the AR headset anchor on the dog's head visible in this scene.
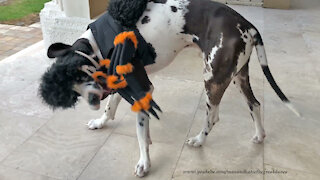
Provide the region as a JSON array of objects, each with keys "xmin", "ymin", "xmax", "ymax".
[{"xmin": 39, "ymin": 39, "xmax": 111, "ymax": 110}]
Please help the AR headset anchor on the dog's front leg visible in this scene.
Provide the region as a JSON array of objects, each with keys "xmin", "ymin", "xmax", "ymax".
[
  {"xmin": 134, "ymin": 112, "xmax": 151, "ymax": 177},
  {"xmin": 87, "ymin": 93, "xmax": 122, "ymax": 129}
]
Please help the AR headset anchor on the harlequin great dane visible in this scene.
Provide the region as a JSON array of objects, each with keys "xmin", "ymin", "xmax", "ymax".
[{"xmin": 40, "ymin": 0, "xmax": 300, "ymax": 177}]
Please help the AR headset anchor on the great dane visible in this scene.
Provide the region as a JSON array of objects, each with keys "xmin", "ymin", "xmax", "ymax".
[{"xmin": 40, "ymin": 0, "xmax": 299, "ymax": 177}]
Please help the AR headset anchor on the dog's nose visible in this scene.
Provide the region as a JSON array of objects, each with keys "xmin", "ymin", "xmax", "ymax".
[{"xmin": 88, "ymin": 93, "xmax": 100, "ymax": 105}]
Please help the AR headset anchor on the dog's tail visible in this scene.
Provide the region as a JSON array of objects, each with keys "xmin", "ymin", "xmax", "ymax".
[{"xmin": 250, "ymin": 29, "xmax": 301, "ymax": 117}]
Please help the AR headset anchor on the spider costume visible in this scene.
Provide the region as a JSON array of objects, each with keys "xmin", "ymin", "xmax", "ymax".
[
  {"xmin": 83, "ymin": 4, "xmax": 161, "ymax": 118},
  {"xmin": 40, "ymin": 0, "xmax": 161, "ymax": 118}
]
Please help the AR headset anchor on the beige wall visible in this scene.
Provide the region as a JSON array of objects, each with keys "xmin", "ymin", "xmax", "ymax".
[
  {"xmin": 264, "ymin": 0, "xmax": 291, "ymax": 9},
  {"xmin": 89, "ymin": 0, "xmax": 109, "ymax": 18}
]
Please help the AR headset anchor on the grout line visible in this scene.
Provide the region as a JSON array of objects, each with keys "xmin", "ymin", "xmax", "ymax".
[
  {"xmin": 262, "ymin": 76, "xmax": 265, "ymax": 180},
  {"xmin": 170, "ymin": 89, "xmax": 205, "ymax": 179},
  {"xmin": 112, "ymin": 131, "xmax": 175, "ymax": 145},
  {"xmin": 153, "ymin": 74, "xmax": 203, "ymax": 84},
  {"xmin": 0, "ymin": 117, "xmax": 52, "ymax": 165},
  {"xmin": 75, "ymin": 111, "xmax": 128, "ymax": 180},
  {"xmin": 1, "ymin": 164, "xmax": 62, "ymax": 180}
]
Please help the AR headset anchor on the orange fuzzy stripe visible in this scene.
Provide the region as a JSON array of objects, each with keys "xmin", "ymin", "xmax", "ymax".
[
  {"xmin": 116, "ymin": 78, "xmax": 128, "ymax": 89},
  {"xmin": 116, "ymin": 63, "xmax": 133, "ymax": 75},
  {"xmin": 99, "ymin": 59, "xmax": 111, "ymax": 68},
  {"xmin": 131, "ymin": 101, "xmax": 142, "ymax": 112},
  {"xmin": 92, "ymin": 71, "xmax": 108, "ymax": 82},
  {"xmin": 107, "ymin": 75, "xmax": 128, "ymax": 89},
  {"xmin": 139, "ymin": 93, "xmax": 152, "ymax": 110},
  {"xmin": 114, "ymin": 31, "xmax": 138, "ymax": 49}
]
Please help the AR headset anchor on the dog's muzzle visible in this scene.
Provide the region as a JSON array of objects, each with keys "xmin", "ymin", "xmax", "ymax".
[{"xmin": 89, "ymin": 93, "xmax": 101, "ymax": 105}]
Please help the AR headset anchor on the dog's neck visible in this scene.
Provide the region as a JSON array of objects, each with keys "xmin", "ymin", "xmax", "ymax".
[{"xmin": 80, "ymin": 29, "xmax": 103, "ymax": 60}]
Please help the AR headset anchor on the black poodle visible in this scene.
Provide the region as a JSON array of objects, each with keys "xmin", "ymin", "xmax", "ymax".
[{"xmin": 39, "ymin": 38, "xmax": 112, "ymax": 110}]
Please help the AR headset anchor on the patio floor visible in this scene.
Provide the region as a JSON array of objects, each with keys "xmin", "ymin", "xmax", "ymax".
[
  {"xmin": 0, "ymin": 23, "xmax": 42, "ymax": 60},
  {"xmin": 0, "ymin": 1, "xmax": 319, "ymax": 180}
]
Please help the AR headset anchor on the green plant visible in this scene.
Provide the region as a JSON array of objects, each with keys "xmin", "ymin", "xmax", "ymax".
[{"xmin": 0, "ymin": 0, "xmax": 50, "ymax": 21}]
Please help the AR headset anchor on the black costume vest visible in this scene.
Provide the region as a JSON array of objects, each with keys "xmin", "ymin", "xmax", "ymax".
[{"xmin": 88, "ymin": 13, "xmax": 156, "ymax": 66}]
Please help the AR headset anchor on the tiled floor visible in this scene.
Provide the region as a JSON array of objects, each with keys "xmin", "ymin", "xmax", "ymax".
[
  {"xmin": 0, "ymin": 1, "xmax": 320, "ymax": 180},
  {"xmin": 0, "ymin": 23, "xmax": 42, "ymax": 60}
]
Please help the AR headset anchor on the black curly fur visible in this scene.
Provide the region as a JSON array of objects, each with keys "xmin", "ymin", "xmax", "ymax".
[
  {"xmin": 39, "ymin": 39, "xmax": 94, "ymax": 109},
  {"xmin": 108, "ymin": 0, "xmax": 148, "ymax": 28}
]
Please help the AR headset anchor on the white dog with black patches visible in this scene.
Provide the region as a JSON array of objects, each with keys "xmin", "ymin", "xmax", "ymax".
[{"xmin": 40, "ymin": 0, "xmax": 300, "ymax": 177}]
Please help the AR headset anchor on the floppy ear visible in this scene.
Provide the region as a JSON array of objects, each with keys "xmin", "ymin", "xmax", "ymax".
[{"xmin": 47, "ymin": 43, "xmax": 72, "ymax": 58}]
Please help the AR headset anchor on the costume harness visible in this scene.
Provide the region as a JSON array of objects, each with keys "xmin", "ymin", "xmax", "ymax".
[{"xmin": 79, "ymin": 12, "xmax": 161, "ymax": 119}]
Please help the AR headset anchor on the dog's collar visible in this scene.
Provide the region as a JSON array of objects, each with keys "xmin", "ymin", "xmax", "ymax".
[
  {"xmin": 74, "ymin": 50, "xmax": 100, "ymax": 76},
  {"xmin": 75, "ymin": 50, "xmax": 102, "ymax": 77},
  {"xmin": 75, "ymin": 50, "xmax": 100, "ymax": 69}
]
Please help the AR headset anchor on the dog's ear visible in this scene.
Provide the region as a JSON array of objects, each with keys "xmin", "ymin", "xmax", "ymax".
[{"xmin": 47, "ymin": 43, "xmax": 72, "ymax": 58}]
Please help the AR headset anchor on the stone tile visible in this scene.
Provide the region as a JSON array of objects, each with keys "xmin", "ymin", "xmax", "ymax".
[
  {"xmin": 0, "ymin": 24, "xmax": 43, "ymax": 58},
  {"xmin": 173, "ymin": 110, "xmax": 264, "ymax": 180},
  {"xmin": 12, "ymin": 46, "xmax": 24, "ymax": 52},
  {"xmin": 0, "ymin": 51, "xmax": 55, "ymax": 119},
  {"xmin": 0, "ymin": 55, "xmax": 7, "ymax": 60},
  {"xmin": 1, "ymin": 45, "xmax": 14, "ymax": 51},
  {"xmin": 264, "ymin": 164, "xmax": 320, "ymax": 180},
  {"xmin": 173, "ymin": 80, "xmax": 264, "ymax": 180},
  {"xmin": 78, "ymin": 133, "xmax": 183, "ymax": 180},
  {"xmin": 0, "ymin": 110, "xmax": 48, "ymax": 162},
  {"xmin": 261, "ymin": 55, "xmax": 320, "ymax": 99},
  {"xmin": 263, "ymin": 31, "xmax": 308, "ymax": 57},
  {"xmin": 263, "ymin": 10, "xmax": 300, "ymax": 33},
  {"xmin": 2, "ymin": 36, "xmax": 14, "ymax": 41},
  {"xmin": 114, "ymin": 75, "xmax": 204, "ymax": 144},
  {"xmin": 1, "ymin": 100, "xmax": 122, "ymax": 180},
  {"xmin": 0, "ymin": 165, "xmax": 58, "ymax": 180},
  {"xmin": 302, "ymin": 31, "xmax": 320, "ymax": 65},
  {"xmin": 2, "ymin": 50, "xmax": 18, "ymax": 56},
  {"xmin": 0, "ymin": 29, "xmax": 9, "ymax": 34},
  {"xmin": 29, "ymin": 22, "xmax": 42, "ymax": 28},
  {"xmin": 0, "ymin": 24, "xmax": 12, "ymax": 28},
  {"xmin": 263, "ymin": 89, "xmax": 320, "ymax": 175},
  {"xmin": 20, "ymin": 27, "xmax": 34, "ymax": 32}
]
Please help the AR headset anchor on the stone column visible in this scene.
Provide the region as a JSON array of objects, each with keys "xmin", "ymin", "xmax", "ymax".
[{"xmin": 40, "ymin": 0, "xmax": 108, "ymax": 49}]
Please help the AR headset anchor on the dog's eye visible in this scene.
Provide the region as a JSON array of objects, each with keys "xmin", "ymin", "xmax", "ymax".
[{"xmin": 86, "ymin": 83, "xmax": 93, "ymax": 86}]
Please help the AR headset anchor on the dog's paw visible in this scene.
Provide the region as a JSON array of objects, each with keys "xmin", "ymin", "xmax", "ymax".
[
  {"xmin": 134, "ymin": 159, "xmax": 151, "ymax": 177},
  {"xmin": 87, "ymin": 118, "xmax": 106, "ymax": 130},
  {"xmin": 251, "ymin": 132, "xmax": 266, "ymax": 144},
  {"xmin": 186, "ymin": 134, "xmax": 205, "ymax": 147}
]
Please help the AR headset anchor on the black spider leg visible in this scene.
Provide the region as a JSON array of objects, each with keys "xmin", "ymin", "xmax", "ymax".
[
  {"xmin": 124, "ymin": 74, "xmax": 160, "ymax": 119},
  {"xmin": 150, "ymin": 100, "xmax": 162, "ymax": 113},
  {"xmin": 108, "ymin": 45, "xmax": 122, "ymax": 76},
  {"xmin": 121, "ymin": 40, "xmax": 162, "ymax": 115},
  {"xmin": 114, "ymin": 39, "xmax": 160, "ymax": 117},
  {"xmin": 124, "ymin": 73, "xmax": 162, "ymax": 113},
  {"xmin": 117, "ymin": 89, "xmax": 149, "ymax": 117},
  {"xmin": 122, "ymin": 84, "xmax": 159, "ymax": 119},
  {"xmin": 119, "ymin": 39, "xmax": 135, "ymax": 65}
]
